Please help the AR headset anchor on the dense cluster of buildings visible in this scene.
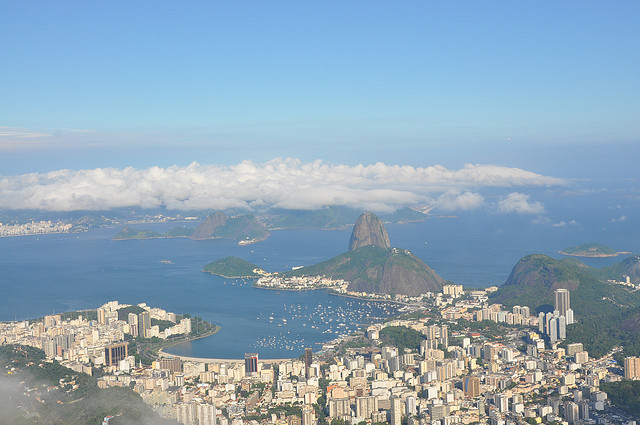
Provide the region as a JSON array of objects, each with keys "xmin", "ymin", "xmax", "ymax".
[
  {"xmin": 2, "ymin": 284, "xmax": 639, "ymax": 425},
  {"xmin": 255, "ymin": 275, "xmax": 349, "ymax": 291},
  {"xmin": 0, "ymin": 300, "xmax": 190, "ymax": 374},
  {"xmin": 0, "ymin": 220, "xmax": 73, "ymax": 236}
]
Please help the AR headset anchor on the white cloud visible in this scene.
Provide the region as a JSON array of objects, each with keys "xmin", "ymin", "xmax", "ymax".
[
  {"xmin": 496, "ymin": 192, "xmax": 545, "ymax": 214},
  {"xmin": 612, "ymin": 215, "xmax": 627, "ymax": 223},
  {"xmin": 532, "ymin": 217, "xmax": 579, "ymax": 227},
  {"xmin": 0, "ymin": 127, "xmax": 51, "ymax": 151},
  {"xmin": 431, "ymin": 190, "xmax": 485, "ymax": 211},
  {"xmin": 0, "ymin": 159, "xmax": 566, "ymax": 212}
]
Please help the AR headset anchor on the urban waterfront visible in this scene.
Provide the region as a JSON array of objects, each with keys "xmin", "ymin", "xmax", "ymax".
[{"xmin": 2, "ymin": 212, "xmax": 637, "ymax": 359}]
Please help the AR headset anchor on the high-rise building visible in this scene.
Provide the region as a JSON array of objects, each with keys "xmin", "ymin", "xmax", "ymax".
[
  {"xmin": 564, "ymin": 401, "xmax": 579, "ymax": 424},
  {"xmin": 304, "ymin": 347, "xmax": 313, "ymax": 378},
  {"xmin": 328, "ymin": 398, "xmax": 350, "ymax": 419},
  {"xmin": 463, "ymin": 376, "xmax": 480, "ymax": 397},
  {"xmin": 625, "ymin": 356, "xmax": 640, "ymax": 379},
  {"xmin": 97, "ymin": 307, "xmax": 107, "ymax": 325},
  {"xmin": 302, "ymin": 404, "xmax": 316, "ymax": 425},
  {"xmin": 197, "ymin": 403, "xmax": 217, "ymax": 425},
  {"xmin": 128, "ymin": 313, "xmax": 139, "ymax": 337},
  {"xmin": 555, "ymin": 289, "xmax": 571, "ymax": 317},
  {"xmin": 390, "ymin": 396, "xmax": 402, "ymax": 425},
  {"xmin": 159, "ymin": 356, "xmax": 182, "ymax": 373},
  {"xmin": 138, "ymin": 311, "xmax": 151, "ymax": 338},
  {"xmin": 356, "ymin": 396, "xmax": 378, "ymax": 419},
  {"xmin": 495, "ymin": 394, "xmax": 509, "ymax": 413},
  {"xmin": 104, "ymin": 342, "xmax": 128, "ymax": 367},
  {"xmin": 245, "ymin": 353, "xmax": 258, "ymax": 375},
  {"xmin": 405, "ymin": 396, "xmax": 417, "ymax": 417}
]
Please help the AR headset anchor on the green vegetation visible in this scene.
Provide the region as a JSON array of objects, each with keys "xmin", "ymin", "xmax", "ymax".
[
  {"xmin": 284, "ymin": 245, "xmax": 443, "ymax": 296},
  {"xmin": 151, "ymin": 318, "xmax": 176, "ymax": 332},
  {"xmin": 560, "ymin": 243, "xmax": 618, "ymax": 257},
  {"xmin": 267, "ymin": 206, "xmax": 428, "ymax": 229},
  {"xmin": 600, "ymin": 380, "xmax": 640, "ymax": 416},
  {"xmin": 492, "ymin": 254, "xmax": 640, "ymax": 357},
  {"xmin": 113, "ymin": 226, "xmax": 162, "ymax": 240},
  {"xmin": 214, "ymin": 214, "xmax": 269, "ymax": 241},
  {"xmin": 117, "ymin": 305, "xmax": 146, "ymax": 321},
  {"xmin": 379, "ymin": 326, "xmax": 426, "ymax": 351},
  {"xmin": 0, "ymin": 344, "xmax": 178, "ymax": 425},
  {"xmin": 164, "ymin": 226, "xmax": 195, "ymax": 237},
  {"xmin": 268, "ymin": 206, "xmax": 362, "ymax": 229},
  {"xmin": 112, "ymin": 225, "xmax": 193, "ymax": 240},
  {"xmin": 285, "ymin": 245, "xmax": 390, "ymax": 281},
  {"xmin": 203, "ymin": 256, "xmax": 263, "ymax": 277}
]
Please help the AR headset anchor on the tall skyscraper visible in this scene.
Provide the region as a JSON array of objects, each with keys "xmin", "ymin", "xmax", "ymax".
[
  {"xmin": 463, "ymin": 376, "xmax": 480, "ymax": 397},
  {"xmin": 245, "ymin": 353, "xmax": 258, "ymax": 375},
  {"xmin": 390, "ymin": 396, "xmax": 402, "ymax": 425},
  {"xmin": 304, "ymin": 347, "xmax": 313, "ymax": 378},
  {"xmin": 555, "ymin": 289, "xmax": 571, "ymax": 317},
  {"xmin": 138, "ymin": 311, "xmax": 151, "ymax": 338},
  {"xmin": 624, "ymin": 356, "xmax": 640, "ymax": 379}
]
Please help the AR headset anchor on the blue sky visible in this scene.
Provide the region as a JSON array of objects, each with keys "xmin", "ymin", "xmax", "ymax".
[{"xmin": 0, "ymin": 1, "xmax": 639, "ymax": 214}]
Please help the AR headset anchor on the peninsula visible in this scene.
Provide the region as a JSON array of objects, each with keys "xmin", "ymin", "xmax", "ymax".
[
  {"xmin": 559, "ymin": 243, "xmax": 630, "ymax": 258},
  {"xmin": 247, "ymin": 212, "xmax": 445, "ymax": 297}
]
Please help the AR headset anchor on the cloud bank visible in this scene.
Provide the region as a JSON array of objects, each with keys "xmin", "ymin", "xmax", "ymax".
[
  {"xmin": 0, "ymin": 159, "xmax": 565, "ymax": 212},
  {"xmin": 496, "ymin": 192, "xmax": 546, "ymax": 214}
]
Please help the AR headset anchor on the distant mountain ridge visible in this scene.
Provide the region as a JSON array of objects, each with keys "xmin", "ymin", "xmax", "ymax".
[
  {"xmin": 190, "ymin": 212, "xmax": 269, "ymax": 243},
  {"xmin": 190, "ymin": 211, "xmax": 227, "ymax": 239}
]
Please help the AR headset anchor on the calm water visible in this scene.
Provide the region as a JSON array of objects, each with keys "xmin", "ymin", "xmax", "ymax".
[{"xmin": 2, "ymin": 205, "xmax": 638, "ymax": 358}]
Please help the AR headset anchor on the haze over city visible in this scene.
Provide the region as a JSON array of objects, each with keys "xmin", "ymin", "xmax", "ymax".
[{"xmin": 2, "ymin": 2, "xmax": 640, "ymax": 424}]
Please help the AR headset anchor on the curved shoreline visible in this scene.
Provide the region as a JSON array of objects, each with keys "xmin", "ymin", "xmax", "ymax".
[
  {"xmin": 153, "ymin": 326, "xmax": 220, "ymax": 357},
  {"xmin": 203, "ymin": 271, "xmax": 260, "ymax": 279},
  {"xmin": 157, "ymin": 350, "xmax": 294, "ymax": 364}
]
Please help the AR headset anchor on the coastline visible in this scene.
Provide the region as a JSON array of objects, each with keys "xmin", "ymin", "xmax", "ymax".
[
  {"xmin": 252, "ymin": 282, "xmax": 412, "ymax": 306},
  {"xmin": 558, "ymin": 250, "xmax": 623, "ymax": 258},
  {"xmin": 327, "ymin": 291, "xmax": 410, "ymax": 305},
  {"xmin": 203, "ymin": 271, "xmax": 260, "ymax": 279},
  {"xmin": 157, "ymin": 350, "xmax": 293, "ymax": 365},
  {"xmin": 149, "ymin": 326, "xmax": 220, "ymax": 359},
  {"xmin": 158, "ymin": 326, "xmax": 295, "ymax": 364}
]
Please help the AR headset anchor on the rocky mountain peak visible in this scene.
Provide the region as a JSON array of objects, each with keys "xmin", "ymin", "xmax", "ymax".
[
  {"xmin": 190, "ymin": 211, "xmax": 228, "ymax": 239},
  {"xmin": 348, "ymin": 212, "xmax": 391, "ymax": 251}
]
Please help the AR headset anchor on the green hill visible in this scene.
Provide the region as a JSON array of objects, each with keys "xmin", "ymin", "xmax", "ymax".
[
  {"xmin": 113, "ymin": 226, "xmax": 163, "ymax": 240},
  {"xmin": 559, "ymin": 243, "xmax": 619, "ymax": 257},
  {"xmin": 491, "ymin": 254, "xmax": 640, "ymax": 357},
  {"xmin": 191, "ymin": 212, "xmax": 269, "ymax": 243},
  {"xmin": 0, "ymin": 344, "xmax": 178, "ymax": 425},
  {"xmin": 266, "ymin": 206, "xmax": 429, "ymax": 230},
  {"xmin": 203, "ymin": 256, "xmax": 263, "ymax": 277},
  {"xmin": 597, "ymin": 255, "xmax": 640, "ymax": 284},
  {"xmin": 284, "ymin": 245, "xmax": 445, "ymax": 296},
  {"xmin": 216, "ymin": 214, "xmax": 269, "ymax": 242}
]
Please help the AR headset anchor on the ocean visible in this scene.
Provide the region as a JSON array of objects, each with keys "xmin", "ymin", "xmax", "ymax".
[{"xmin": 2, "ymin": 202, "xmax": 638, "ymax": 358}]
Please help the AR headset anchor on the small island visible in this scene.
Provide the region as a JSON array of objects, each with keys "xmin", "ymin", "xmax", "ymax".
[
  {"xmin": 559, "ymin": 243, "xmax": 630, "ymax": 258},
  {"xmin": 203, "ymin": 256, "xmax": 265, "ymax": 278}
]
